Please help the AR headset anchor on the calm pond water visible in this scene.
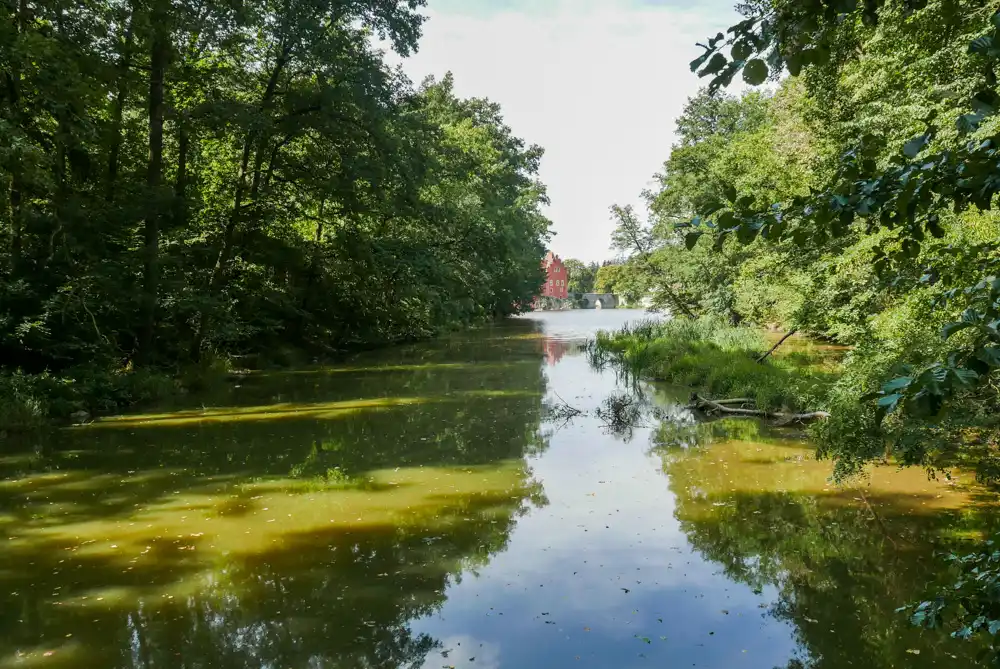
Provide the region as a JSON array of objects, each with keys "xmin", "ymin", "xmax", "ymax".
[{"xmin": 1, "ymin": 310, "xmax": 995, "ymax": 668}]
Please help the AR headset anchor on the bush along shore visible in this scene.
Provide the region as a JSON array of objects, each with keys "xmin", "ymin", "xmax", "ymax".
[
  {"xmin": 591, "ymin": 317, "xmax": 837, "ymax": 417},
  {"xmin": 594, "ymin": 316, "xmax": 996, "ymax": 483}
]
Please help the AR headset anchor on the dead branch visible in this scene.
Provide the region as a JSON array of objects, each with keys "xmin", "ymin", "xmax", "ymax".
[
  {"xmin": 757, "ymin": 329, "xmax": 798, "ymax": 364},
  {"xmin": 688, "ymin": 394, "xmax": 830, "ymax": 424},
  {"xmin": 549, "ymin": 392, "xmax": 584, "ymax": 420}
]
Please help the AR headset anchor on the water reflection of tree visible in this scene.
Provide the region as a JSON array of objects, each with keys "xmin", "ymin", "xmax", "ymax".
[
  {"xmin": 1, "ymin": 324, "xmax": 552, "ymax": 667},
  {"xmin": 653, "ymin": 419, "xmax": 995, "ymax": 669},
  {"xmin": 106, "ymin": 492, "xmax": 528, "ymax": 669}
]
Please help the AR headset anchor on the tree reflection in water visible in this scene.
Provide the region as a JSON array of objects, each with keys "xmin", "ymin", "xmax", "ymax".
[
  {"xmin": 653, "ymin": 416, "xmax": 998, "ymax": 668},
  {"xmin": 1, "ymin": 321, "xmax": 552, "ymax": 668}
]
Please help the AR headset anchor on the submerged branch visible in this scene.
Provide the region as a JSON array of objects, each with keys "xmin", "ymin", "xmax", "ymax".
[
  {"xmin": 549, "ymin": 392, "xmax": 584, "ymax": 420},
  {"xmin": 688, "ymin": 394, "xmax": 830, "ymax": 425}
]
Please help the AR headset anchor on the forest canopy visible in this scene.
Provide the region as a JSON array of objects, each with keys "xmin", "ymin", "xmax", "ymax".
[
  {"xmin": 608, "ymin": 0, "xmax": 1000, "ymax": 481},
  {"xmin": 1, "ymin": 0, "xmax": 551, "ymax": 421}
]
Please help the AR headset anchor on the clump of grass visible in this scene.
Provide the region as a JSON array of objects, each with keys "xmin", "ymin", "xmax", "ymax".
[{"xmin": 591, "ymin": 317, "xmax": 836, "ymax": 413}]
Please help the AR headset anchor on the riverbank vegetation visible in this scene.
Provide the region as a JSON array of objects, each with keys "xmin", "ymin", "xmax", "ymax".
[
  {"xmin": 599, "ymin": 0, "xmax": 1000, "ymax": 650},
  {"xmin": 0, "ymin": 0, "xmax": 551, "ymax": 428},
  {"xmin": 605, "ymin": 1, "xmax": 999, "ymax": 481},
  {"xmin": 592, "ymin": 318, "xmax": 834, "ymax": 415}
]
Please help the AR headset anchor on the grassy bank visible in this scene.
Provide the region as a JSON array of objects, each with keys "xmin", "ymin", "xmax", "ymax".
[{"xmin": 590, "ymin": 318, "xmax": 839, "ymax": 414}]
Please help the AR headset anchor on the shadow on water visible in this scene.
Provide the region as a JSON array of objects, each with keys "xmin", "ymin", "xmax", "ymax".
[
  {"xmin": 652, "ymin": 415, "xmax": 1000, "ymax": 668},
  {"xmin": 0, "ymin": 319, "xmax": 554, "ymax": 667}
]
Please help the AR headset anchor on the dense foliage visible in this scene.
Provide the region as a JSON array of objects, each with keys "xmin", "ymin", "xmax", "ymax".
[
  {"xmin": 609, "ymin": 0, "xmax": 1000, "ymax": 481},
  {"xmin": 1, "ymin": 0, "xmax": 550, "ymax": 424},
  {"xmin": 562, "ymin": 258, "xmax": 598, "ymax": 294},
  {"xmin": 602, "ymin": 0, "xmax": 1000, "ymax": 654}
]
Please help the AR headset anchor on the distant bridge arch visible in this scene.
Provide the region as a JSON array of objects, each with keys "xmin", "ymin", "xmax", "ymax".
[{"xmin": 580, "ymin": 293, "xmax": 618, "ymax": 309}]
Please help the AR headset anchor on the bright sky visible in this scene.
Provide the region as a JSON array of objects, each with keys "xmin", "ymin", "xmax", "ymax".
[{"xmin": 388, "ymin": 0, "xmax": 741, "ymax": 263}]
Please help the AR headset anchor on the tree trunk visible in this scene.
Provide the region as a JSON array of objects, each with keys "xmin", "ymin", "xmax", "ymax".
[
  {"xmin": 188, "ymin": 139, "xmax": 252, "ymax": 358},
  {"xmin": 688, "ymin": 394, "xmax": 830, "ymax": 424},
  {"xmin": 620, "ymin": 214, "xmax": 696, "ymax": 319},
  {"xmin": 189, "ymin": 45, "xmax": 290, "ymax": 359},
  {"xmin": 106, "ymin": 10, "xmax": 135, "ymax": 201},
  {"xmin": 139, "ymin": 4, "xmax": 168, "ymax": 364},
  {"xmin": 10, "ymin": 174, "xmax": 22, "ymax": 272},
  {"xmin": 8, "ymin": 0, "xmax": 29, "ymax": 271},
  {"xmin": 756, "ymin": 329, "xmax": 798, "ymax": 364},
  {"xmin": 174, "ymin": 122, "xmax": 189, "ymax": 227}
]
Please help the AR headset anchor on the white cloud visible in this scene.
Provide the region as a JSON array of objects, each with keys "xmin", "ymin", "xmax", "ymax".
[
  {"xmin": 390, "ymin": 0, "xmax": 741, "ymax": 262},
  {"xmin": 420, "ymin": 635, "xmax": 501, "ymax": 669}
]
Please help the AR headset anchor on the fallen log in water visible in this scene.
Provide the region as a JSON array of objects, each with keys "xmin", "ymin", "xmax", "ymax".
[{"xmin": 685, "ymin": 394, "xmax": 830, "ymax": 425}]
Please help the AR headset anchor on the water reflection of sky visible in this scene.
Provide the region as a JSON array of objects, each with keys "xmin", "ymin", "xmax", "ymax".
[{"xmin": 412, "ymin": 312, "xmax": 802, "ymax": 669}]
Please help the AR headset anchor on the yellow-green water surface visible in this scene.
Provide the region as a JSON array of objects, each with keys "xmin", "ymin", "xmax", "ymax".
[{"xmin": 1, "ymin": 311, "xmax": 994, "ymax": 668}]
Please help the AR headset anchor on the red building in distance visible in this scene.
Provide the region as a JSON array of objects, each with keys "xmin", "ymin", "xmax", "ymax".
[{"xmin": 541, "ymin": 251, "xmax": 569, "ymax": 299}]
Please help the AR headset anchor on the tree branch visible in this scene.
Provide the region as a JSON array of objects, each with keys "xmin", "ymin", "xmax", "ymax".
[
  {"xmin": 687, "ymin": 394, "xmax": 830, "ymax": 424},
  {"xmin": 757, "ymin": 329, "xmax": 797, "ymax": 364}
]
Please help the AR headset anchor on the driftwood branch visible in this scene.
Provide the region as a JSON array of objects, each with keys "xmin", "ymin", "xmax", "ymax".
[
  {"xmin": 549, "ymin": 392, "xmax": 584, "ymax": 420},
  {"xmin": 687, "ymin": 394, "xmax": 830, "ymax": 424},
  {"xmin": 757, "ymin": 329, "xmax": 798, "ymax": 364}
]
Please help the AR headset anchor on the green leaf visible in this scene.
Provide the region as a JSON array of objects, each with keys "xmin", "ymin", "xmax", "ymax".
[
  {"xmin": 731, "ymin": 40, "xmax": 752, "ymax": 61},
  {"xmin": 941, "ymin": 321, "xmax": 972, "ymax": 339},
  {"xmin": 903, "ymin": 134, "xmax": 930, "ymax": 158},
  {"xmin": 723, "ymin": 183, "xmax": 738, "ymax": 203},
  {"xmin": 743, "ymin": 59, "xmax": 769, "ymax": 85},
  {"xmin": 690, "ymin": 51, "xmax": 712, "ymax": 73},
  {"xmin": 717, "ymin": 211, "xmax": 738, "ymax": 229},
  {"xmin": 786, "ymin": 52, "xmax": 804, "ymax": 76},
  {"xmin": 971, "ymin": 90, "xmax": 1000, "ymax": 116},
  {"xmin": 969, "ymin": 35, "xmax": 995, "ymax": 55},
  {"xmin": 877, "ymin": 394, "xmax": 903, "ymax": 411},
  {"xmin": 953, "ymin": 367, "xmax": 980, "ymax": 386},
  {"xmin": 975, "ymin": 346, "xmax": 1000, "ymax": 367},
  {"xmin": 882, "ymin": 376, "xmax": 913, "ymax": 392},
  {"xmin": 685, "ymin": 231, "xmax": 704, "ymax": 250},
  {"xmin": 701, "ymin": 200, "xmax": 725, "ymax": 216},
  {"xmin": 956, "ymin": 113, "xmax": 984, "ymax": 135},
  {"xmin": 736, "ymin": 222, "xmax": 760, "ymax": 244},
  {"xmin": 699, "ymin": 53, "xmax": 727, "ymax": 77}
]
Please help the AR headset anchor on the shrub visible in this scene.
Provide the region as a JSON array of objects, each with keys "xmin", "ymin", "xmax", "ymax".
[{"xmin": 0, "ymin": 372, "xmax": 50, "ymax": 432}]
